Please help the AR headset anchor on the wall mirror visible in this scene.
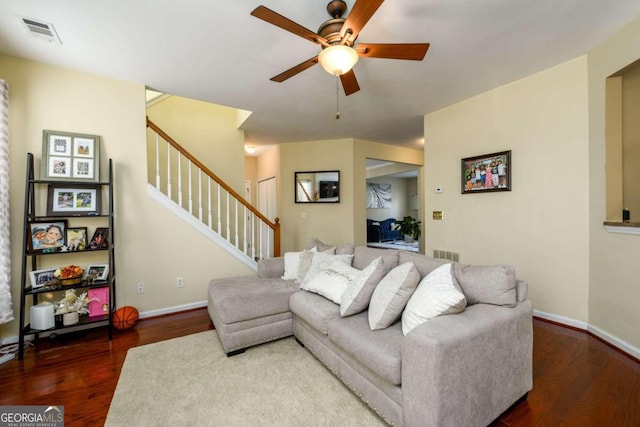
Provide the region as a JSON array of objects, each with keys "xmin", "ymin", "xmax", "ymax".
[{"xmin": 295, "ymin": 171, "xmax": 340, "ymax": 203}]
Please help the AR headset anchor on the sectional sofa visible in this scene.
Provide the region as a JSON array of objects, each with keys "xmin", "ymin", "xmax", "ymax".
[{"xmin": 207, "ymin": 241, "xmax": 533, "ymax": 426}]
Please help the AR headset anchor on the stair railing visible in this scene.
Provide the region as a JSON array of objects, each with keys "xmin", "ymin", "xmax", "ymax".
[{"xmin": 146, "ymin": 117, "xmax": 280, "ymax": 260}]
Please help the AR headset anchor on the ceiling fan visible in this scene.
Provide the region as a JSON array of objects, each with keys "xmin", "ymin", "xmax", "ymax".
[{"xmin": 251, "ymin": 0, "xmax": 430, "ymax": 96}]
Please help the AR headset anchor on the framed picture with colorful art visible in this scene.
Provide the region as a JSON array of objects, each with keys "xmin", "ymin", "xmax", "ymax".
[
  {"xmin": 461, "ymin": 150, "xmax": 511, "ymax": 194},
  {"xmin": 27, "ymin": 220, "xmax": 68, "ymax": 253},
  {"xmin": 46, "ymin": 184, "xmax": 102, "ymax": 216}
]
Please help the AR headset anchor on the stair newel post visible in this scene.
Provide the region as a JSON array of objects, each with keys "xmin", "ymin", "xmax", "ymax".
[{"xmin": 273, "ymin": 217, "xmax": 281, "ymax": 257}]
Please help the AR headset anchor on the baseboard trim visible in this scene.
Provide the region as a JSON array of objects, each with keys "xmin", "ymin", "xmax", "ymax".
[
  {"xmin": 534, "ymin": 309, "xmax": 640, "ymax": 361},
  {"xmin": 138, "ymin": 301, "xmax": 208, "ymax": 320}
]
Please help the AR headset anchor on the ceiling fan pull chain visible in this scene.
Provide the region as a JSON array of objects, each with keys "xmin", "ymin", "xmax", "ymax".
[{"xmin": 335, "ymin": 75, "xmax": 340, "ymax": 120}]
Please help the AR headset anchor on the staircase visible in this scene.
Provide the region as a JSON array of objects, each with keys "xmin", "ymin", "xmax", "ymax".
[{"xmin": 146, "ymin": 118, "xmax": 280, "ymax": 270}]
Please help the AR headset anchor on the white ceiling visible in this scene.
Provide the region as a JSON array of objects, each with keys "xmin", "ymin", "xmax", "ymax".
[{"xmin": 1, "ymin": 0, "xmax": 640, "ymax": 150}]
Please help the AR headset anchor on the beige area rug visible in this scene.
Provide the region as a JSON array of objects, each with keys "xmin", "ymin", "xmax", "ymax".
[{"xmin": 105, "ymin": 331, "xmax": 386, "ymax": 426}]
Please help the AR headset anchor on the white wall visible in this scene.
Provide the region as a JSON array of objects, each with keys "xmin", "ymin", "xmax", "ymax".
[{"xmin": 424, "ymin": 56, "xmax": 591, "ymax": 323}]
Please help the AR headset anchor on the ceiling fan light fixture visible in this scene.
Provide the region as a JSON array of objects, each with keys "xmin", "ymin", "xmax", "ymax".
[{"xmin": 318, "ymin": 45, "xmax": 359, "ymax": 76}]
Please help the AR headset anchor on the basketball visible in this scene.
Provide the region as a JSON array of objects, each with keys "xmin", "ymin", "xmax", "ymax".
[{"xmin": 112, "ymin": 306, "xmax": 139, "ymax": 330}]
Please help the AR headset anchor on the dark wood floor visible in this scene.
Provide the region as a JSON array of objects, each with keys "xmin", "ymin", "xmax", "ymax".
[{"xmin": 0, "ymin": 309, "xmax": 638, "ymax": 426}]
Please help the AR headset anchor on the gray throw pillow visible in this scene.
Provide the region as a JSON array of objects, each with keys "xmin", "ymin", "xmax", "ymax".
[
  {"xmin": 368, "ymin": 262, "xmax": 420, "ymax": 330},
  {"xmin": 453, "ymin": 264, "xmax": 516, "ymax": 307},
  {"xmin": 340, "ymin": 257, "xmax": 388, "ymax": 317}
]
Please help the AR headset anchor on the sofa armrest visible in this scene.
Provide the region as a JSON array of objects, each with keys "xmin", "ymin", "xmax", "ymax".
[
  {"xmin": 257, "ymin": 257, "xmax": 285, "ymax": 278},
  {"xmin": 401, "ymin": 301, "xmax": 533, "ymax": 427}
]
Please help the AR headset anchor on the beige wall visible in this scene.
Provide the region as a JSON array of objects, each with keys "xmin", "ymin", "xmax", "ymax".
[
  {"xmin": 279, "ymin": 139, "xmax": 354, "ymax": 252},
  {"xmin": 588, "ymin": 14, "xmax": 640, "ymax": 351},
  {"xmin": 622, "ymin": 65, "xmax": 640, "ymax": 221},
  {"xmin": 146, "ymin": 95, "xmax": 246, "ymax": 194},
  {"xmin": 424, "ymin": 56, "xmax": 591, "ymax": 323},
  {"xmin": 0, "ymin": 55, "xmax": 253, "ymax": 339}
]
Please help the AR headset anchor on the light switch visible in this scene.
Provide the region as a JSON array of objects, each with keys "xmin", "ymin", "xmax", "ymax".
[{"xmin": 432, "ymin": 211, "xmax": 443, "ymax": 220}]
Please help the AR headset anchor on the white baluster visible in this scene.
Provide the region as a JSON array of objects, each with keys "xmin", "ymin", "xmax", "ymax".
[
  {"xmin": 198, "ymin": 169, "xmax": 203, "ymax": 221},
  {"xmin": 188, "ymin": 160, "xmax": 193, "ymax": 214},
  {"xmin": 155, "ymin": 133, "xmax": 160, "ymax": 190},
  {"xmin": 251, "ymin": 213, "xmax": 256, "ymax": 261},
  {"xmin": 207, "ymin": 178, "xmax": 212, "ymax": 229},
  {"xmin": 167, "ymin": 143, "xmax": 172, "ymax": 198},
  {"xmin": 243, "ymin": 206, "xmax": 248, "ymax": 254},
  {"xmin": 217, "ymin": 184, "xmax": 221, "ymax": 234},
  {"xmin": 234, "ymin": 199, "xmax": 239, "ymax": 248},
  {"xmin": 177, "ymin": 152, "xmax": 182, "ymax": 207},
  {"xmin": 226, "ymin": 192, "xmax": 230, "ymax": 242}
]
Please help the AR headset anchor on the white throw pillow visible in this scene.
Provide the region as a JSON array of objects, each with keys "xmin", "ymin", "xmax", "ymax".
[
  {"xmin": 300, "ymin": 252, "xmax": 354, "ymax": 286},
  {"xmin": 340, "ymin": 257, "xmax": 387, "ymax": 317},
  {"xmin": 300, "ymin": 261, "xmax": 360, "ymax": 304},
  {"xmin": 296, "ymin": 246, "xmax": 337, "ymax": 283},
  {"xmin": 281, "ymin": 247, "xmax": 317, "ymax": 280},
  {"xmin": 368, "ymin": 262, "xmax": 420, "ymax": 330},
  {"xmin": 402, "ymin": 263, "xmax": 467, "ymax": 336}
]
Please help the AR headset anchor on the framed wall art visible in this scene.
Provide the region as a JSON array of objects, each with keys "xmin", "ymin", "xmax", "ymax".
[
  {"xmin": 46, "ymin": 184, "xmax": 101, "ymax": 216},
  {"xmin": 89, "ymin": 227, "xmax": 109, "ymax": 249},
  {"xmin": 28, "ymin": 220, "xmax": 68, "ymax": 253},
  {"xmin": 41, "ymin": 130, "xmax": 101, "ymax": 182},
  {"xmin": 65, "ymin": 227, "xmax": 88, "ymax": 251},
  {"xmin": 461, "ymin": 150, "xmax": 511, "ymax": 194},
  {"xmin": 29, "ymin": 268, "xmax": 57, "ymax": 289},
  {"xmin": 366, "ymin": 183, "xmax": 392, "ymax": 208}
]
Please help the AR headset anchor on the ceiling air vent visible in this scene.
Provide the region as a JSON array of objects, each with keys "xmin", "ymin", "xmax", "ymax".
[{"xmin": 21, "ymin": 17, "xmax": 62, "ymax": 44}]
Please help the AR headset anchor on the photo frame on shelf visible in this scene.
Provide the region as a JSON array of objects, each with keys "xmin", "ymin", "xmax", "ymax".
[
  {"xmin": 28, "ymin": 268, "xmax": 57, "ymax": 289},
  {"xmin": 46, "ymin": 184, "xmax": 101, "ymax": 216},
  {"xmin": 41, "ymin": 130, "xmax": 101, "ymax": 182},
  {"xmin": 28, "ymin": 220, "xmax": 68, "ymax": 253},
  {"xmin": 461, "ymin": 150, "xmax": 512, "ymax": 194},
  {"xmin": 65, "ymin": 227, "xmax": 88, "ymax": 251},
  {"xmin": 89, "ymin": 227, "xmax": 109, "ymax": 249},
  {"xmin": 85, "ymin": 264, "xmax": 109, "ymax": 281}
]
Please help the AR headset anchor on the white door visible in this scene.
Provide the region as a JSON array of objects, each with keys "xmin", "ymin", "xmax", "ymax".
[{"xmin": 258, "ymin": 176, "xmax": 277, "ymax": 258}]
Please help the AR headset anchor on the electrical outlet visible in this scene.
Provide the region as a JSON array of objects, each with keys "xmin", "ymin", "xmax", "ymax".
[
  {"xmin": 176, "ymin": 277, "xmax": 184, "ymax": 288},
  {"xmin": 136, "ymin": 282, "xmax": 144, "ymax": 295}
]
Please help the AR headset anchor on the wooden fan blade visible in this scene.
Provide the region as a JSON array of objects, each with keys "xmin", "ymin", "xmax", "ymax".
[
  {"xmin": 340, "ymin": 70, "xmax": 360, "ymax": 96},
  {"xmin": 340, "ymin": 0, "xmax": 384, "ymax": 42},
  {"xmin": 251, "ymin": 6, "xmax": 328, "ymax": 46},
  {"xmin": 270, "ymin": 56, "xmax": 319, "ymax": 82},
  {"xmin": 356, "ymin": 43, "xmax": 430, "ymax": 60}
]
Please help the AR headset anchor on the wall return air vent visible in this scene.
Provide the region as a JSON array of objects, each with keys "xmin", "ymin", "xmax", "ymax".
[{"xmin": 21, "ymin": 17, "xmax": 62, "ymax": 44}]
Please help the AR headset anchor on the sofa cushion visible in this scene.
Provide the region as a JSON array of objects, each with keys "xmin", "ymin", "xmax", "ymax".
[
  {"xmin": 300, "ymin": 261, "xmax": 360, "ymax": 304},
  {"xmin": 306, "ymin": 237, "xmax": 354, "ymax": 255},
  {"xmin": 353, "ymin": 246, "xmax": 399, "ymax": 270},
  {"xmin": 282, "ymin": 248, "xmax": 317, "ymax": 280},
  {"xmin": 328, "ymin": 311, "xmax": 404, "ymax": 386},
  {"xmin": 340, "ymin": 257, "xmax": 388, "ymax": 317},
  {"xmin": 453, "ymin": 264, "xmax": 517, "ymax": 307},
  {"xmin": 402, "ymin": 263, "xmax": 467, "ymax": 336},
  {"xmin": 368, "ymin": 262, "xmax": 420, "ymax": 330},
  {"xmin": 208, "ymin": 276, "xmax": 298, "ymax": 324},
  {"xmin": 398, "ymin": 251, "xmax": 449, "ymax": 279},
  {"xmin": 289, "ymin": 290, "xmax": 340, "ymax": 335},
  {"xmin": 299, "ymin": 252, "xmax": 354, "ymax": 285}
]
